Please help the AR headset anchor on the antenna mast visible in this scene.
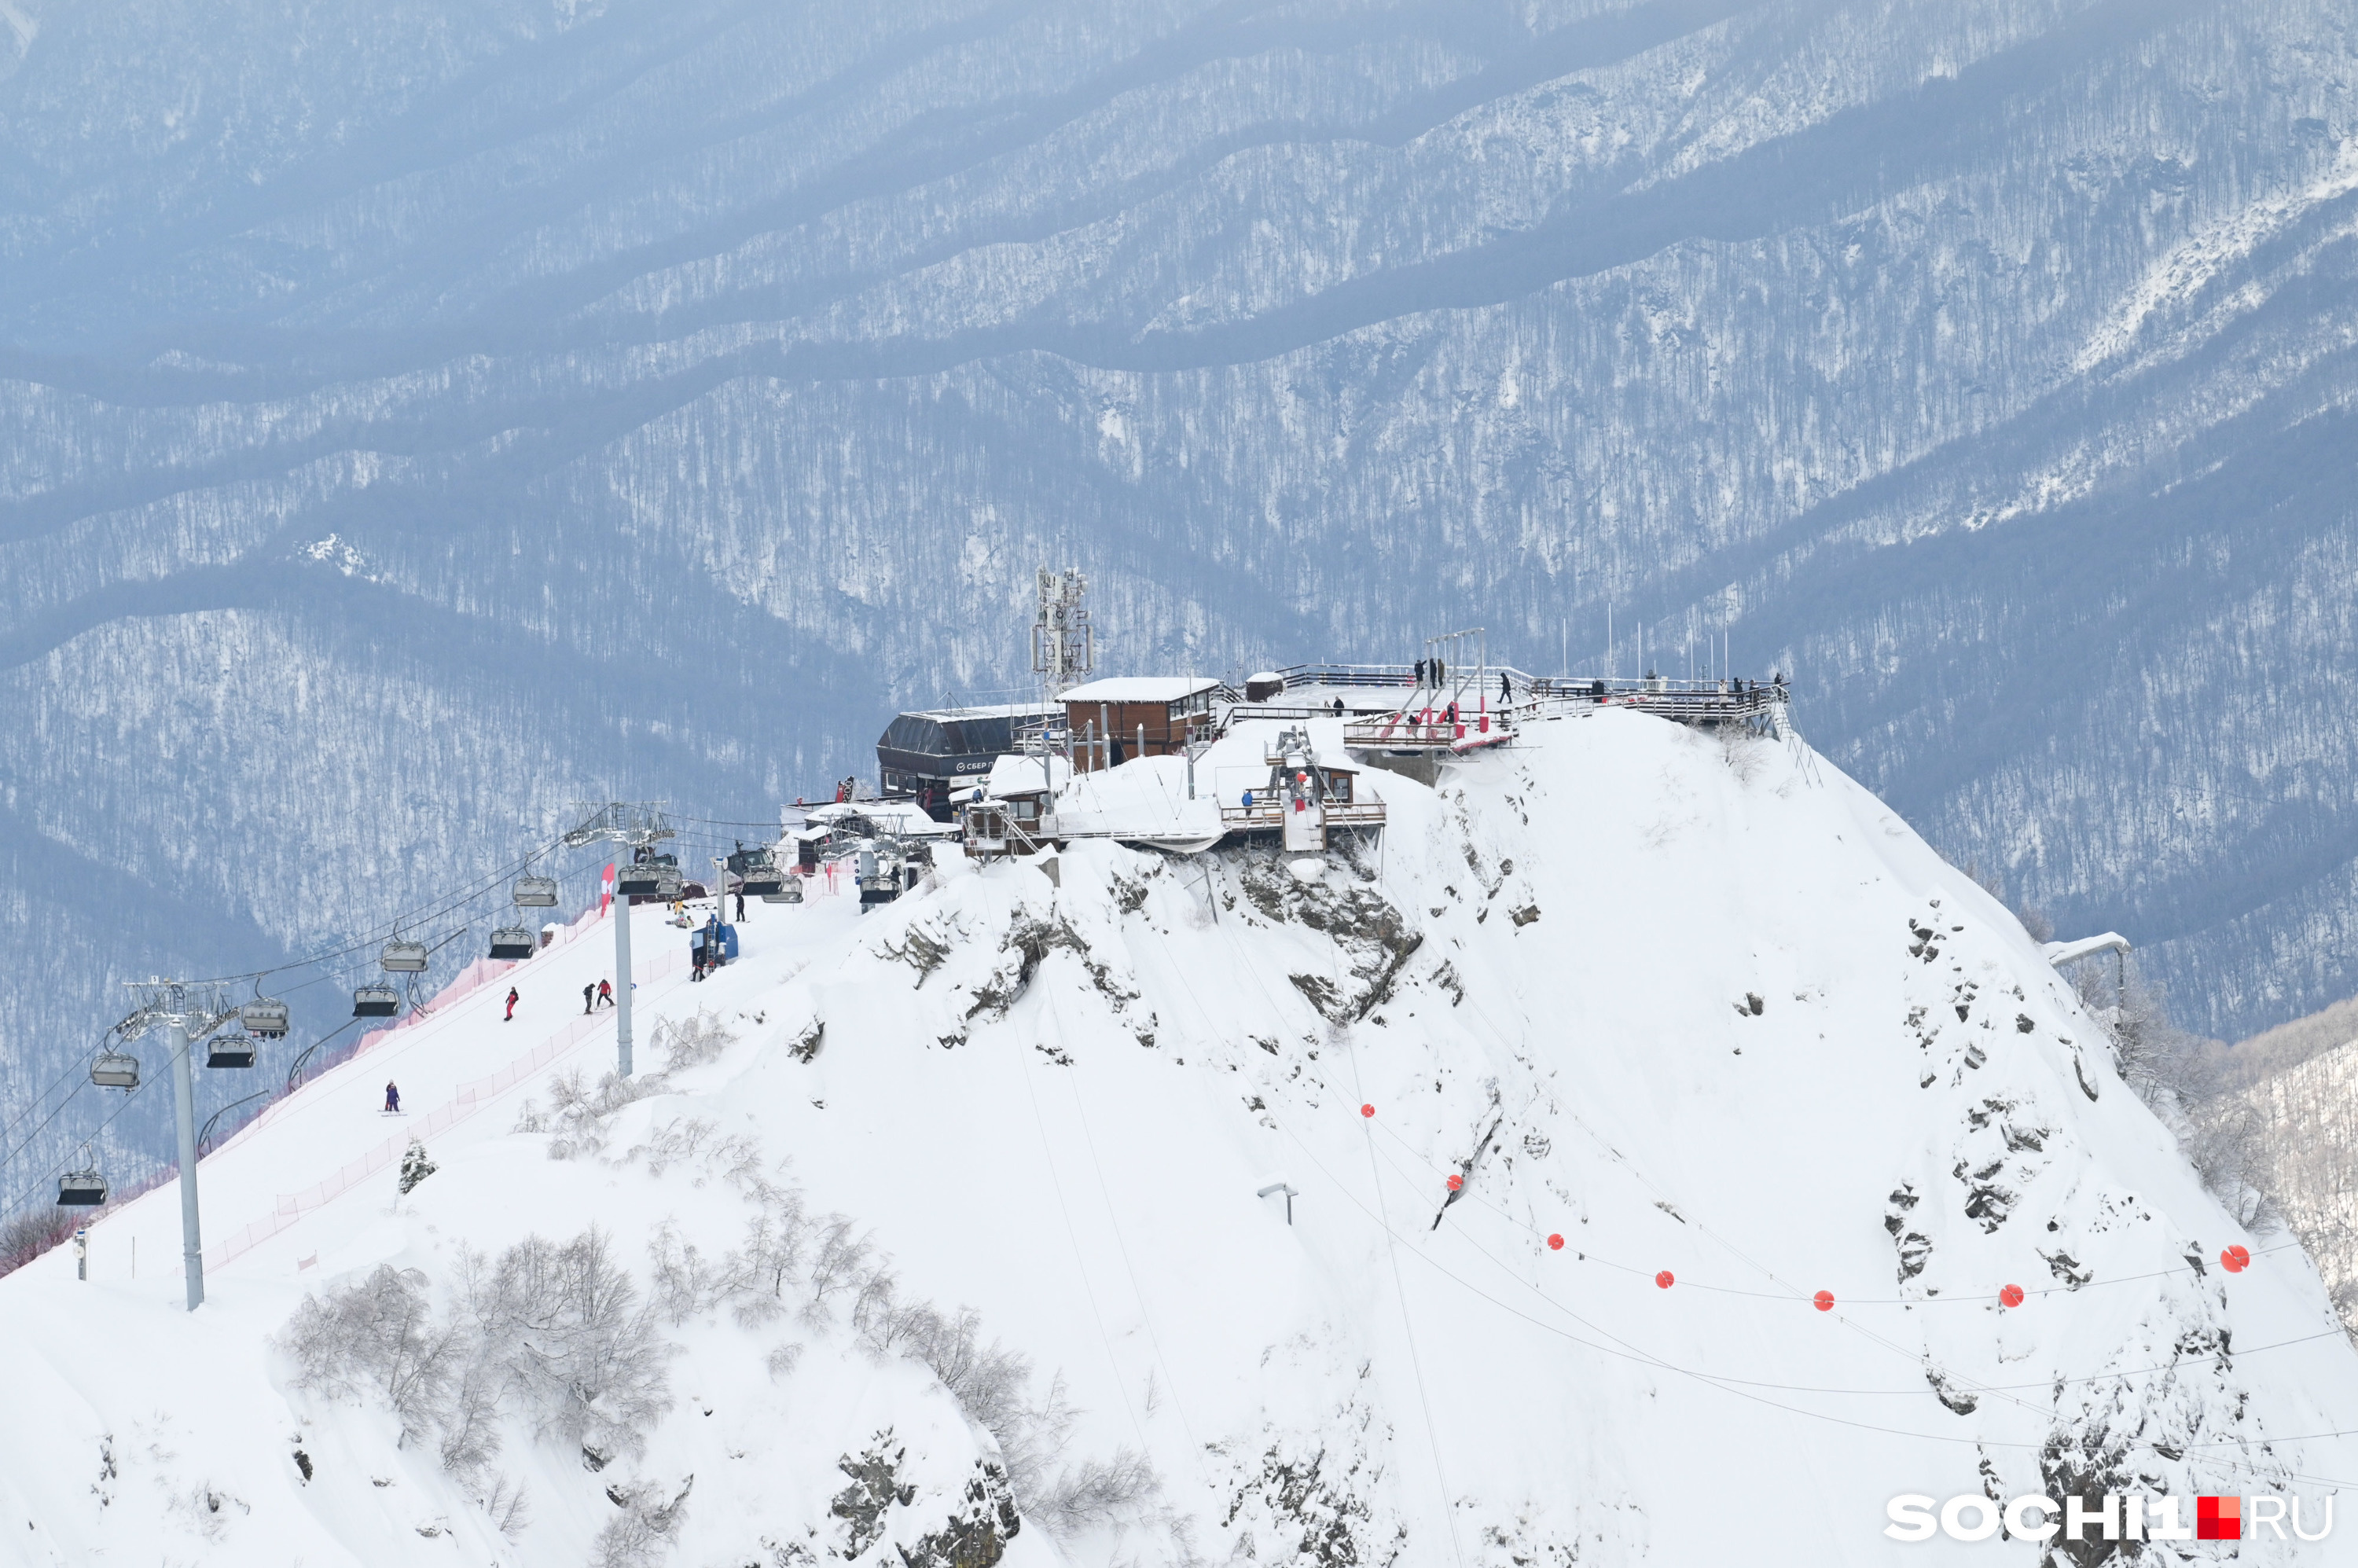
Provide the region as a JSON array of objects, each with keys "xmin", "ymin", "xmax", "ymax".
[{"xmin": 1030, "ymin": 568, "xmax": 1093, "ymax": 791}]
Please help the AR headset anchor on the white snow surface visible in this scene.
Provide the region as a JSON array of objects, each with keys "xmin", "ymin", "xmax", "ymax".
[{"xmin": 4, "ymin": 712, "xmax": 2353, "ymax": 1565}]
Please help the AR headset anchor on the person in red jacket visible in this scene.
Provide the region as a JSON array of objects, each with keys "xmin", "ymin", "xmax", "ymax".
[{"xmin": 505, "ymin": 986, "xmax": 520, "ymax": 1021}]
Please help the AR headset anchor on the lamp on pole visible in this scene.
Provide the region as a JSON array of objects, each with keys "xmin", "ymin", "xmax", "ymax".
[
  {"xmin": 115, "ymin": 979, "xmax": 237, "ymax": 1310},
  {"xmin": 563, "ymin": 802, "xmax": 676, "ymax": 1078}
]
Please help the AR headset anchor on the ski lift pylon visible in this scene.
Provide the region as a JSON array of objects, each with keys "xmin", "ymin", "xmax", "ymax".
[{"xmin": 512, "ymin": 875, "xmax": 560, "ymax": 907}]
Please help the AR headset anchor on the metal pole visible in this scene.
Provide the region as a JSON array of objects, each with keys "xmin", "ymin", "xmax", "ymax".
[
  {"xmin": 615, "ymin": 886, "xmax": 634, "ymax": 1078},
  {"xmin": 169, "ymin": 1020, "xmax": 204, "ymax": 1310}
]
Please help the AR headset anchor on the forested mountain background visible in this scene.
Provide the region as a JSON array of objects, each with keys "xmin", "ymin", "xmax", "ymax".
[{"xmin": 3, "ymin": 0, "xmax": 2354, "ymax": 1203}]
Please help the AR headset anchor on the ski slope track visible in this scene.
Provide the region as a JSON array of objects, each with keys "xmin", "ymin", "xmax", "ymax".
[{"xmin": 3, "ymin": 714, "xmax": 2352, "ymax": 1566}]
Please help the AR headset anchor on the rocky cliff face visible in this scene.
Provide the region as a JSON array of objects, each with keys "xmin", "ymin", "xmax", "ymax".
[{"xmin": 3, "ymin": 0, "xmax": 2355, "ymax": 1194}]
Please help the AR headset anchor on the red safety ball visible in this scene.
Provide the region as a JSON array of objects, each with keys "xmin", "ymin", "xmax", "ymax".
[
  {"xmin": 1546, "ymin": 1234, "xmax": 1564, "ymax": 1250},
  {"xmin": 1813, "ymin": 1290, "xmax": 1835, "ymax": 1312},
  {"xmin": 1655, "ymin": 1270, "xmax": 1674, "ymax": 1289},
  {"xmin": 1999, "ymin": 1283, "xmax": 2026, "ymax": 1309},
  {"xmin": 2221, "ymin": 1245, "xmax": 2250, "ymax": 1273},
  {"xmin": 1445, "ymin": 1174, "xmax": 1464, "ymax": 1192},
  {"xmin": 1360, "ymin": 1103, "xmax": 1374, "ymax": 1118}
]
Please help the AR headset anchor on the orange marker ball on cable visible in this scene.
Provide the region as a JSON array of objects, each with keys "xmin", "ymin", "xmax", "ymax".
[
  {"xmin": 1999, "ymin": 1283, "xmax": 2026, "ymax": 1309},
  {"xmin": 1445, "ymin": 1174, "xmax": 1464, "ymax": 1192},
  {"xmin": 1360, "ymin": 1103, "xmax": 1375, "ymax": 1118},
  {"xmin": 2221, "ymin": 1245, "xmax": 2250, "ymax": 1273},
  {"xmin": 1655, "ymin": 1270, "xmax": 1674, "ymax": 1289},
  {"xmin": 1546, "ymin": 1234, "xmax": 1564, "ymax": 1250},
  {"xmin": 1813, "ymin": 1291, "xmax": 1835, "ymax": 1312}
]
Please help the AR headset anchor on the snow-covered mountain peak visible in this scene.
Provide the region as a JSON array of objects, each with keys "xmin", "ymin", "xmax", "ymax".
[{"xmin": 4, "ymin": 711, "xmax": 2352, "ymax": 1565}]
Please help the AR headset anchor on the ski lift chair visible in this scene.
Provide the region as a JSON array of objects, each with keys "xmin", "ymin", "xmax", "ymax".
[
  {"xmin": 763, "ymin": 876, "xmax": 803, "ymax": 905},
  {"xmin": 615, "ymin": 853, "xmax": 677, "ymax": 898},
  {"xmin": 512, "ymin": 875, "xmax": 560, "ymax": 907},
  {"xmin": 57, "ymin": 1166, "xmax": 108, "ymax": 1206},
  {"xmin": 488, "ymin": 926, "xmax": 536, "ymax": 960},
  {"xmin": 380, "ymin": 939, "xmax": 429, "ymax": 973},
  {"xmin": 90, "ymin": 1048, "xmax": 141, "ymax": 1089},
  {"xmin": 206, "ymin": 1034, "xmax": 257, "ymax": 1069},
  {"xmin": 241, "ymin": 995, "xmax": 290, "ymax": 1038},
  {"xmin": 354, "ymin": 984, "xmax": 400, "ymax": 1018}
]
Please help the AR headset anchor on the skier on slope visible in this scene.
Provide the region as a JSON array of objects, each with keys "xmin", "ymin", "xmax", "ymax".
[
  {"xmin": 384, "ymin": 1081, "xmax": 401, "ymax": 1114},
  {"xmin": 505, "ymin": 986, "xmax": 519, "ymax": 1022}
]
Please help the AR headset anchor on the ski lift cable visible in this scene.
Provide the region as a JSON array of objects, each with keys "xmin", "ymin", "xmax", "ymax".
[
  {"xmin": 1148, "ymin": 911, "xmax": 2323, "ymax": 1468},
  {"xmin": 1038, "ymin": 982, "xmax": 1214, "ymax": 1492},
  {"xmin": 1346, "ymin": 1129, "xmax": 2333, "ymax": 1394},
  {"xmin": 1363, "ymin": 1114, "xmax": 2308, "ymax": 1308},
  {"xmin": 0, "ymin": 1054, "xmax": 160, "ymax": 1223},
  {"xmin": 1441, "ymin": 974, "xmax": 2304, "ymax": 1425},
  {"xmin": 1344, "ymin": 1029, "xmax": 1470, "ymax": 1568},
  {"xmin": 1265, "ymin": 1108, "xmax": 2358, "ymax": 1491},
  {"xmin": 1008, "ymin": 990, "xmax": 1157, "ymax": 1460},
  {"xmin": 194, "ymin": 832, "xmax": 582, "ymax": 990},
  {"xmin": 0, "ymin": 1022, "xmax": 128, "ymax": 1148}
]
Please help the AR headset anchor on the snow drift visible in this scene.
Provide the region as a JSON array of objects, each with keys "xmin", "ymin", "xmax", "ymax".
[{"xmin": 3, "ymin": 709, "xmax": 2353, "ymax": 1566}]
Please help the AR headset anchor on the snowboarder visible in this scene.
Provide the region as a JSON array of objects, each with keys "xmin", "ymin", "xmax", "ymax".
[
  {"xmin": 582, "ymin": 982, "xmax": 595, "ymax": 1015},
  {"xmin": 505, "ymin": 986, "xmax": 519, "ymax": 1022},
  {"xmin": 596, "ymin": 979, "xmax": 615, "ymax": 1010},
  {"xmin": 384, "ymin": 1081, "xmax": 401, "ymax": 1114}
]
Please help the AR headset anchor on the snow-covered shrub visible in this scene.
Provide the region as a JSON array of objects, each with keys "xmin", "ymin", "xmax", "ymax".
[
  {"xmin": 2073, "ymin": 957, "xmax": 2284, "ymax": 1232},
  {"xmin": 456, "ymin": 1228, "xmax": 674, "ymax": 1455},
  {"xmin": 281, "ymin": 1225, "xmax": 678, "ymax": 1541},
  {"xmin": 731, "ymin": 1180, "xmax": 812, "ymax": 1325},
  {"xmin": 281, "ymin": 1265, "xmax": 461, "ymax": 1444},
  {"xmin": 653, "ymin": 1008, "xmax": 736, "ymax": 1073},
  {"xmin": 0, "ymin": 1207, "xmax": 83, "ymax": 1277},
  {"xmin": 397, "ymin": 1138, "xmax": 437, "ymax": 1195},
  {"xmin": 543, "ymin": 1068, "xmax": 667, "ymax": 1160},
  {"xmin": 1027, "ymin": 1448, "xmax": 1160, "ymax": 1535},
  {"xmin": 803, "ymin": 1217, "xmax": 876, "ymax": 1325}
]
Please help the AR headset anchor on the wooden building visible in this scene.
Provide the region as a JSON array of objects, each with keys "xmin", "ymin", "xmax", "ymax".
[{"xmin": 1059, "ymin": 677, "xmax": 1221, "ymax": 772}]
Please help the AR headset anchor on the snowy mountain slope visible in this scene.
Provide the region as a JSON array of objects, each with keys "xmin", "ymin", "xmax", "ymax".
[
  {"xmin": 5, "ymin": 714, "xmax": 2350, "ymax": 1565},
  {"xmin": 4, "ymin": 0, "xmax": 2358, "ymax": 1205}
]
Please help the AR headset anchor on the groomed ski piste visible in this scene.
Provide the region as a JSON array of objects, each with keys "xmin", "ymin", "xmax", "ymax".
[{"xmin": 3, "ymin": 710, "xmax": 2354, "ymax": 1566}]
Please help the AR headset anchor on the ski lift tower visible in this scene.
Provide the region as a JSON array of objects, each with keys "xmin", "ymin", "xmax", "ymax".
[
  {"xmin": 113, "ymin": 979, "xmax": 238, "ymax": 1311},
  {"xmin": 1029, "ymin": 567, "xmax": 1093, "ymax": 791},
  {"xmin": 562, "ymin": 802, "xmax": 676, "ymax": 1078}
]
